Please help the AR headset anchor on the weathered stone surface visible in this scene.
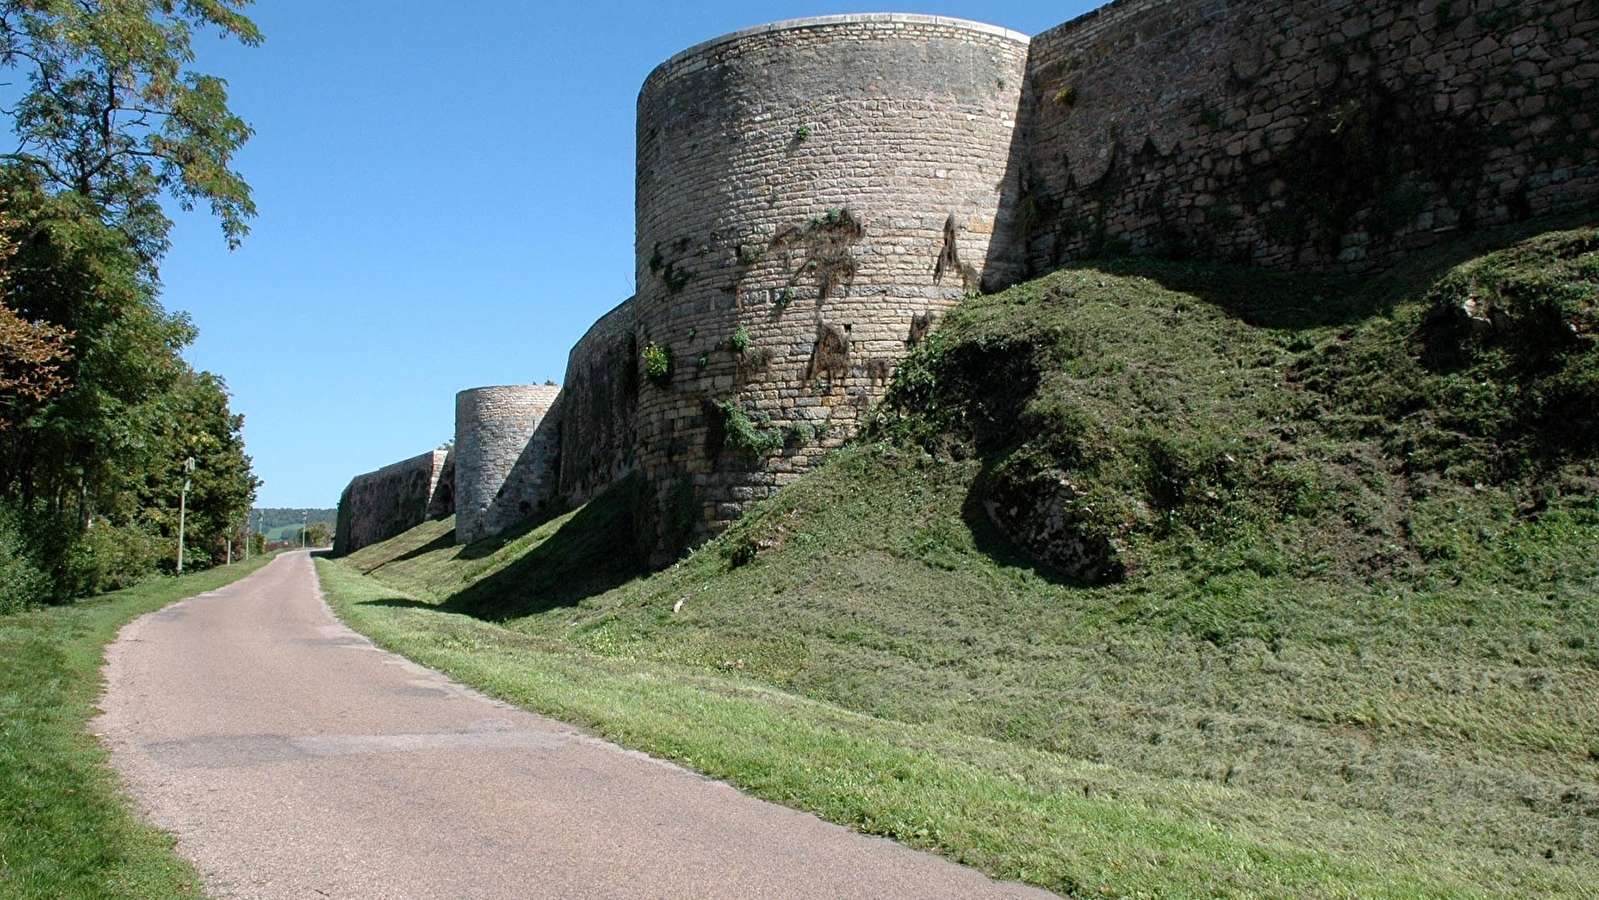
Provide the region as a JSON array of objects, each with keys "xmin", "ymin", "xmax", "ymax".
[
  {"xmin": 425, "ymin": 447, "xmax": 455, "ymax": 520},
  {"xmin": 454, "ymin": 385, "xmax": 562, "ymax": 545},
  {"xmin": 632, "ymin": 14, "xmax": 1032, "ymax": 563},
  {"xmin": 340, "ymin": 0, "xmax": 1599, "ymax": 567},
  {"xmin": 557, "ymin": 298, "xmax": 637, "ymax": 506},
  {"xmin": 333, "ymin": 450, "xmax": 450, "ymax": 556},
  {"xmin": 1021, "ymin": 0, "xmax": 1599, "ymax": 274}
]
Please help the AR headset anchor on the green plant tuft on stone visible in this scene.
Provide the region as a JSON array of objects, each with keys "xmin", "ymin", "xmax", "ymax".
[
  {"xmin": 782, "ymin": 422, "xmax": 815, "ymax": 447},
  {"xmin": 717, "ymin": 400, "xmax": 783, "ymax": 455},
  {"xmin": 660, "ymin": 260, "xmax": 696, "ymax": 294},
  {"xmin": 641, "ymin": 341, "xmax": 673, "ymax": 389}
]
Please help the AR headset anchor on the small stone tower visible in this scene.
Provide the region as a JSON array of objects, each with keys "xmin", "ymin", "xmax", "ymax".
[{"xmin": 453, "ymin": 384, "xmax": 562, "ymax": 544}]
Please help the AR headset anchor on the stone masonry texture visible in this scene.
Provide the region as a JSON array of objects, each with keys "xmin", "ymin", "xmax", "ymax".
[
  {"xmin": 337, "ymin": 0, "xmax": 1599, "ymax": 562},
  {"xmin": 333, "ymin": 450, "xmax": 449, "ymax": 555},
  {"xmin": 558, "ymin": 297, "xmax": 639, "ymax": 505},
  {"xmin": 1019, "ymin": 0, "xmax": 1599, "ymax": 272},
  {"xmin": 633, "ymin": 14, "xmax": 1032, "ymax": 563},
  {"xmin": 454, "ymin": 385, "xmax": 563, "ymax": 545},
  {"xmin": 425, "ymin": 447, "xmax": 456, "ymax": 520}
]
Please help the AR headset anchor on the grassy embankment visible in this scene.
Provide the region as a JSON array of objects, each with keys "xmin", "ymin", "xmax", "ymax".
[
  {"xmin": 0, "ymin": 555, "xmax": 278, "ymax": 900},
  {"xmin": 322, "ymin": 217, "xmax": 1599, "ymax": 898}
]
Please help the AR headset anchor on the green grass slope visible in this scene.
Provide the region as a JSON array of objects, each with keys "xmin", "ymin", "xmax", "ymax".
[
  {"xmin": 0, "ymin": 555, "xmax": 277, "ymax": 900},
  {"xmin": 330, "ymin": 217, "xmax": 1599, "ymax": 898}
]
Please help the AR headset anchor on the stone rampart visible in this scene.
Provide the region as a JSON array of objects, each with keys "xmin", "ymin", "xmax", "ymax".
[
  {"xmin": 557, "ymin": 296, "xmax": 638, "ymax": 505},
  {"xmin": 1019, "ymin": 0, "xmax": 1599, "ymax": 272},
  {"xmin": 454, "ymin": 384, "xmax": 563, "ymax": 544},
  {"xmin": 336, "ymin": 1, "xmax": 1599, "ymax": 565},
  {"xmin": 333, "ymin": 449, "xmax": 449, "ymax": 555},
  {"xmin": 633, "ymin": 14, "xmax": 1031, "ymax": 562},
  {"xmin": 425, "ymin": 446, "xmax": 455, "ymax": 519}
]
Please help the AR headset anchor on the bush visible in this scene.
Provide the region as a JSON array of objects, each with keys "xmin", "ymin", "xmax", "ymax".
[
  {"xmin": 0, "ymin": 504, "xmax": 173, "ymax": 608},
  {"xmin": 0, "ymin": 505, "xmax": 49, "ymax": 613},
  {"xmin": 74, "ymin": 519, "xmax": 170, "ymax": 592}
]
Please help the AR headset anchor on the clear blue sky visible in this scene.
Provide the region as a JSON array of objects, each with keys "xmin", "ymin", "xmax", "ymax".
[{"xmin": 161, "ymin": 1, "xmax": 1098, "ymax": 509}]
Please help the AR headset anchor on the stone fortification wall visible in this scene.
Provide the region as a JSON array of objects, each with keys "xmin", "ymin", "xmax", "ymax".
[
  {"xmin": 425, "ymin": 447, "xmax": 455, "ymax": 519},
  {"xmin": 557, "ymin": 297, "xmax": 638, "ymax": 505},
  {"xmin": 333, "ymin": 449, "xmax": 449, "ymax": 555},
  {"xmin": 454, "ymin": 384, "xmax": 562, "ymax": 544},
  {"xmin": 336, "ymin": 1, "xmax": 1599, "ymax": 567},
  {"xmin": 1019, "ymin": 0, "xmax": 1599, "ymax": 272},
  {"xmin": 633, "ymin": 14, "xmax": 1031, "ymax": 562}
]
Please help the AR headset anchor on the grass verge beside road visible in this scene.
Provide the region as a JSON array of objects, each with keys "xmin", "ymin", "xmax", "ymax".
[
  {"xmin": 0, "ymin": 555, "xmax": 276, "ymax": 900},
  {"xmin": 322, "ymin": 220, "xmax": 1598, "ymax": 898},
  {"xmin": 319, "ymin": 557, "xmax": 1588, "ymax": 898}
]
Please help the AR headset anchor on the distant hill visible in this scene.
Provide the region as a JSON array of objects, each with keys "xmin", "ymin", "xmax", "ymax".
[{"xmin": 254, "ymin": 508, "xmax": 336, "ymax": 539}]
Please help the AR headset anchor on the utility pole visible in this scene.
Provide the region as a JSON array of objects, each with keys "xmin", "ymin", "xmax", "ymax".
[
  {"xmin": 302, "ymin": 510, "xmax": 308, "ymax": 549},
  {"xmin": 176, "ymin": 457, "xmax": 196, "ymax": 574}
]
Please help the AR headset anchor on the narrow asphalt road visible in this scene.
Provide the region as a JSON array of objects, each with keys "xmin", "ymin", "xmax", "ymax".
[{"xmin": 97, "ymin": 551, "xmax": 1055, "ymax": 899}]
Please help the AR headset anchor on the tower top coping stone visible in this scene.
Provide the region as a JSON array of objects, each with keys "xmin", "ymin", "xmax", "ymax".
[
  {"xmin": 456, "ymin": 384, "xmax": 562, "ymax": 400},
  {"xmin": 641, "ymin": 13, "xmax": 1031, "ymax": 96}
]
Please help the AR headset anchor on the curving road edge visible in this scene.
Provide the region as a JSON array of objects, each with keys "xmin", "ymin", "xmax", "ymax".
[{"xmin": 96, "ymin": 551, "xmax": 1056, "ymax": 899}]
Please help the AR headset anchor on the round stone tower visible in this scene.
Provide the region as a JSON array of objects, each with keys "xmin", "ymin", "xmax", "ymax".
[
  {"xmin": 453, "ymin": 384, "xmax": 563, "ymax": 545},
  {"xmin": 632, "ymin": 14, "xmax": 1030, "ymax": 561}
]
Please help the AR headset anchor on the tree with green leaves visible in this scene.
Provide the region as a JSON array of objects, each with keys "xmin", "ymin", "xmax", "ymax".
[
  {"xmin": 303, "ymin": 520, "xmax": 332, "ymax": 548},
  {"xmin": 0, "ymin": 175, "xmax": 194, "ymax": 514},
  {"xmin": 137, "ymin": 367, "xmax": 258, "ymax": 564},
  {"xmin": 0, "ymin": 0, "xmax": 261, "ymax": 603},
  {"xmin": 0, "ymin": 185, "xmax": 260, "ymax": 594},
  {"xmin": 0, "ymin": 0, "xmax": 261, "ymax": 256},
  {"xmin": 0, "ymin": 209, "xmax": 72, "ymax": 429}
]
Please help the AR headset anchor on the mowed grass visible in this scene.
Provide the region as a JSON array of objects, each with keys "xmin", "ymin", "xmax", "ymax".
[
  {"xmin": 325, "ymin": 218, "xmax": 1599, "ymax": 898},
  {"xmin": 0, "ymin": 554, "xmax": 276, "ymax": 900},
  {"xmin": 323, "ymin": 453, "xmax": 1598, "ymax": 898},
  {"xmin": 323, "ymin": 559, "xmax": 1493, "ymax": 899}
]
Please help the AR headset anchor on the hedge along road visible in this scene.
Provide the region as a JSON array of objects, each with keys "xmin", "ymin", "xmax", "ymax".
[{"xmin": 96, "ymin": 551, "xmax": 1053, "ymax": 899}]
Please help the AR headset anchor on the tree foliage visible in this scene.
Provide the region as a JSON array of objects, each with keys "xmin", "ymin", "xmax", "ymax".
[
  {"xmin": 0, "ymin": 301, "xmax": 72, "ymax": 417},
  {"xmin": 303, "ymin": 520, "xmax": 331, "ymax": 547},
  {"xmin": 0, "ymin": 208, "xmax": 73, "ymax": 426},
  {"xmin": 0, "ymin": 182, "xmax": 259, "ymax": 600},
  {"xmin": 0, "ymin": 0, "xmax": 261, "ymax": 255},
  {"xmin": 0, "ymin": 1, "xmax": 260, "ymax": 605}
]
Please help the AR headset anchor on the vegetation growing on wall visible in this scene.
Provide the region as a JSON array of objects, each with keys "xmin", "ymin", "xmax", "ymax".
[
  {"xmin": 772, "ymin": 207, "xmax": 863, "ymax": 302},
  {"xmin": 640, "ymin": 340, "xmax": 674, "ymax": 389},
  {"xmin": 713, "ymin": 400, "xmax": 784, "ymax": 456},
  {"xmin": 649, "ymin": 241, "xmax": 698, "ymax": 294}
]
